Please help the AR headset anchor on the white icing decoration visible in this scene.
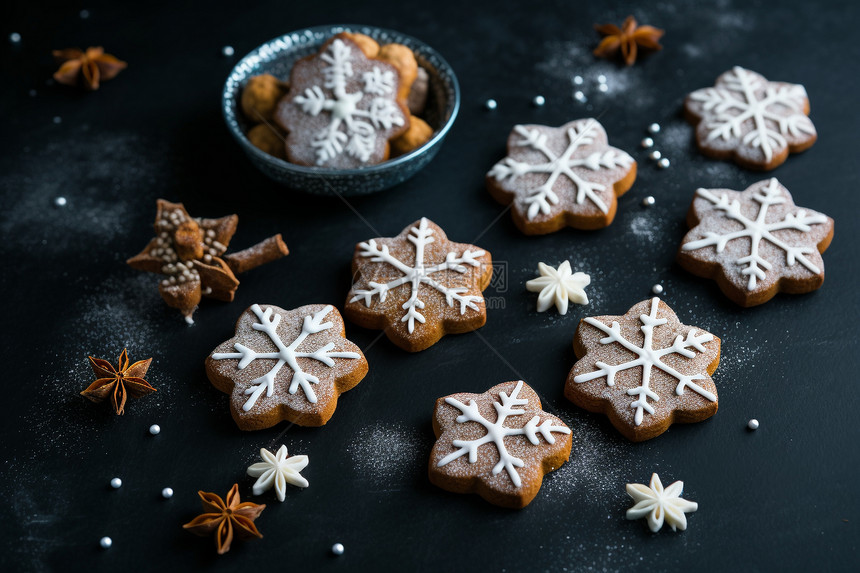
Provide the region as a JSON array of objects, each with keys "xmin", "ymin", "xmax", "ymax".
[
  {"xmin": 681, "ymin": 178, "xmax": 828, "ymax": 290},
  {"xmin": 488, "ymin": 119, "xmax": 633, "ymax": 220},
  {"xmin": 525, "ymin": 261, "xmax": 590, "ymax": 315},
  {"xmin": 212, "ymin": 304, "xmax": 360, "ymax": 411},
  {"xmin": 349, "ymin": 218, "xmax": 485, "ymax": 334},
  {"xmin": 294, "ymin": 38, "xmax": 405, "ymax": 165},
  {"xmin": 689, "ymin": 66, "xmax": 815, "ymax": 163},
  {"xmin": 626, "ymin": 473, "xmax": 698, "ymax": 532},
  {"xmin": 437, "ymin": 380, "xmax": 571, "ymax": 488},
  {"xmin": 247, "ymin": 445, "xmax": 309, "ymax": 502},
  {"xmin": 573, "ymin": 298, "xmax": 716, "ymax": 426}
]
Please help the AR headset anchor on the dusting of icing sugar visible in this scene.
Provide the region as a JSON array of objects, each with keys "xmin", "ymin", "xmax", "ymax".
[{"xmin": 346, "ymin": 422, "xmax": 430, "ymax": 489}]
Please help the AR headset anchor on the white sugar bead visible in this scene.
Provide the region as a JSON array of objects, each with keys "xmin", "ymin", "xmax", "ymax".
[
  {"xmin": 649, "ymin": 150, "xmax": 662, "ymax": 161},
  {"xmin": 597, "ymin": 74, "xmax": 607, "ymax": 84},
  {"xmin": 651, "ymin": 284, "xmax": 664, "ymax": 295},
  {"xmin": 748, "ymin": 419, "xmax": 760, "ymax": 430},
  {"xmin": 532, "ymin": 95, "xmax": 545, "ymax": 106},
  {"xmin": 149, "ymin": 424, "xmax": 161, "ymax": 435},
  {"xmin": 99, "ymin": 537, "xmax": 112, "ymax": 549},
  {"xmin": 641, "ymin": 137, "xmax": 654, "ymax": 149},
  {"xmin": 53, "ymin": 116, "xmax": 62, "ymax": 124},
  {"xmin": 332, "ymin": 543, "xmax": 345, "ymax": 555},
  {"xmin": 80, "ymin": 9, "xmax": 90, "ymax": 19},
  {"xmin": 484, "ymin": 98, "xmax": 497, "ymax": 110},
  {"xmin": 110, "ymin": 478, "xmax": 122, "ymax": 489},
  {"xmin": 54, "ymin": 196, "xmax": 67, "ymax": 206},
  {"xmin": 573, "ymin": 75, "xmax": 584, "ymax": 85},
  {"xmin": 573, "ymin": 90, "xmax": 587, "ymax": 103},
  {"xmin": 642, "ymin": 196, "xmax": 656, "ymax": 207},
  {"xmin": 162, "ymin": 487, "xmax": 174, "ymax": 499},
  {"xmin": 598, "ymin": 83, "xmax": 608, "ymax": 93},
  {"xmin": 221, "ymin": 45, "xmax": 235, "ymax": 57},
  {"xmin": 10, "ymin": 32, "xmax": 22, "ymax": 43},
  {"xmin": 658, "ymin": 157, "xmax": 670, "ymax": 169},
  {"xmin": 648, "ymin": 122, "xmax": 661, "ymax": 134}
]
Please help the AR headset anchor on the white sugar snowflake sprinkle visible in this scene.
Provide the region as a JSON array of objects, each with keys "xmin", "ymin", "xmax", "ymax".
[
  {"xmin": 526, "ymin": 261, "xmax": 589, "ymax": 315},
  {"xmin": 247, "ymin": 445, "xmax": 309, "ymax": 502},
  {"xmin": 626, "ymin": 473, "xmax": 698, "ymax": 532}
]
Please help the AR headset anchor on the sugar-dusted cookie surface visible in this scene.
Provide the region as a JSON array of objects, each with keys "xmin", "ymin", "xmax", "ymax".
[
  {"xmin": 678, "ymin": 178, "xmax": 834, "ymax": 307},
  {"xmin": 684, "ymin": 66, "xmax": 817, "ymax": 170},
  {"xmin": 486, "ymin": 119, "xmax": 636, "ymax": 234},
  {"xmin": 276, "ymin": 33, "xmax": 409, "ymax": 168},
  {"xmin": 566, "ymin": 298, "xmax": 720, "ymax": 442},
  {"xmin": 205, "ymin": 304, "xmax": 367, "ymax": 430},
  {"xmin": 429, "ymin": 380, "xmax": 572, "ymax": 508},
  {"xmin": 345, "ymin": 218, "xmax": 493, "ymax": 352}
]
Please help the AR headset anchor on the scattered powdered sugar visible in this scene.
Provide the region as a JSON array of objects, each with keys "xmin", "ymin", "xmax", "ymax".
[{"xmin": 346, "ymin": 422, "xmax": 430, "ymax": 489}]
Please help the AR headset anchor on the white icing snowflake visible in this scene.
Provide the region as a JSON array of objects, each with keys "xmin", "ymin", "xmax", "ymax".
[
  {"xmin": 626, "ymin": 473, "xmax": 698, "ymax": 532},
  {"xmin": 349, "ymin": 218, "xmax": 486, "ymax": 334},
  {"xmin": 247, "ymin": 445, "xmax": 309, "ymax": 502},
  {"xmin": 488, "ymin": 119, "xmax": 633, "ymax": 220},
  {"xmin": 525, "ymin": 261, "xmax": 590, "ymax": 315},
  {"xmin": 688, "ymin": 66, "xmax": 815, "ymax": 164},
  {"xmin": 212, "ymin": 304, "xmax": 360, "ymax": 411},
  {"xmin": 438, "ymin": 380, "xmax": 571, "ymax": 487},
  {"xmin": 573, "ymin": 298, "xmax": 716, "ymax": 426},
  {"xmin": 682, "ymin": 178, "xmax": 829, "ymax": 290},
  {"xmin": 293, "ymin": 38, "xmax": 405, "ymax": 165}
]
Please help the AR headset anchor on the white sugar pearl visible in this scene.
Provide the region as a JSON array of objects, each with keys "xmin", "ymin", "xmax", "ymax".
[
  {"xmin": 532, "ymin": 95, "xmax": 545, "ymax": 107},
  {"xmin": 149, "ymin": 424, "xmax": 161, "ymax": 435},
  {"xmin": 484, "ymin": 98, "xmax": 497, "ymax": 110},
  {"xmin": 10, "ymin": 32, "xmax": 21, "ymax": 43},
  {"xmin": 642, "ymin": 196, "xmax": 656, "ymax": 207},
  {"xmin": 641, "ymin": 137, "xmax": 654, "ymax": 149},
  {"xmin": 573, "ymin": 90, "xmax": 587, "ymax": 103},
  {"xmin": 80, "ymin": 9, "xmax": 90, "ymax": 19},
  {"xmin": 29, "ymin": 89, "xmax": 37, "ymax": 97},
  {"xmin": 658, "ymin": 157, "xmax": 671, "ymax": 169},
  {"xmin": 99, "ymin": 537, "xmax": 112, "ymax": 549},
  {"xmin": 332, "ymin": 543, "xmax": 345, "ymax": 555},
  {"xmin": 110, "ymin": 478, "xmax": 122, "ymax": 489},
  {"xmin": 652, "ymin": 284, "xmax": 664, "ymax": 295},
  {"xmin": 748, "ymin": 419, "xmax": 760, "ymax": 430},
  {"xmin": 53, "ymin": 116, "xmax": 62, "ymax": 124},
  {"xmin": 597, "ymin": 83, "xmax": 608, "ymax": 93},
  {"xmin": 648, "ymin": 123, "xmax": 661, "ymax": 134},
  {"xmin": 573, "ymin": 75, "xmax": 584, "ymax": 85},
  {"xmin": 648, "ymin": 150, "xmax": 662, "ymax": 161},
  {"xmin": 162, "ymin": 487, "xmax": 174, "ymax": 499},
  {"xmin": 221, "ymin": 45, "xmax": 235, "ymax": 57},
  {"xmin": 597, "ymin": 74, "xmax": 607, "ymax": 84},
  {"xmin": 54, "ymin": 197, "xmax": 67, "ymax": 207}
]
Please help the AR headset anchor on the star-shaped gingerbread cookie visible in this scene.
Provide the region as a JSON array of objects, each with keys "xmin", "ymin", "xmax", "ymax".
[
  {"xmin": 345, "ymin": 218, "xmax": 493, "ymax": 352},
  {"xmin": 205, "ymin": 304, "xmax": 367, "ymax": 430},
  {"xmin": 566, "ymin": 298, "xmax": 720, "ymax": 442},
  {"xmin": 486, "ymin": 119, "xmax": 637, "ymax": 234},
  {"xmin": 678, "ymin": 178, "xmax": 834, "ymax": 307},
  {"xmin": 429, "ymin": 380, "xmax": 572, "ymax": 508}
]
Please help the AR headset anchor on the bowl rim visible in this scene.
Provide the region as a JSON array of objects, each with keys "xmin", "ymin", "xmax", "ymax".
[{"xmin": 222, "ymin": 23, "xmax": 461, "ymax": 177}]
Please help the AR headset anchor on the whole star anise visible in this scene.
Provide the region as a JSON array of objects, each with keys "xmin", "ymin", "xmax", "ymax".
[
  {"xmin": 52, "ymin": 47, "xmax": 127, "ymax": 90},
  {"xmin": 183, "ymin": 484, "xmax": 265, "ymax": 555},
  {"xmin": 594, "ymin": 16, "xmax": 664, "ymax": 66},
  {"xmin": 80, "ymin": 349, "xmax": 156, "ymax": 415}
]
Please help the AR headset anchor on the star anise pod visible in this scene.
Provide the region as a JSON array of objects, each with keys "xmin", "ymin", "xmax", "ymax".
[
  {"xmin": 183, "ymin": 484, "xmax": 265, "ymax": 555},
  {"xmin": 80, "ymin": 349, "xmax": 155, "ymax": 415},
  {"xmin": 52, "ymin": 47, "xmax": 127, "ymax": 90},
  {"xmin": 594, "ymin": 16, "xmax": 664, "ymax": 66}
]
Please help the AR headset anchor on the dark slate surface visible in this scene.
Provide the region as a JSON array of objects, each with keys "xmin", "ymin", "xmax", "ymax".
[{"xmin": 1, "ymin": 0, "xmax": 857, "ymax": 571}]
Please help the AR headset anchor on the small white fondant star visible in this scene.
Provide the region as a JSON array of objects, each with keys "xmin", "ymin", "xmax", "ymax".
[
  {"xmin": 526, "ymin": 261, "xmax": 590, "ymax": 315},
  {"xmin": 247, "ymin": 445, "xmax": 309, "ymax": 502},
  {"xmin": 626, "ymin": 473, "xmax": 698, "ymax": 532}
]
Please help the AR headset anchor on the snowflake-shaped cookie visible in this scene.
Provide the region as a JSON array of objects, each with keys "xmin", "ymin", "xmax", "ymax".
[
  {"xmin": 247, "ymin": 445, "xmax": 309, "ymax": 502},
  {"xmin": 276, "ymin": 34, "xmax": 409, "ymax": 168},
  {"xmin": 206, "ymin": 304, "xmax": 368, "ymax": 429},
  {"xmin": 429, "ymin": 380, "xmax": 572, "ymax": 508},
  {"xmin": 566, "ymin": 298, "xmax": 721, "ymax": 442},
  {"xmin": 685, "ymin": 66, "xmax": 817, "ymax": 170},
  {"xmin": 345, "ymin": 218, "xmax": 493, "ymax": 352},
  {"xmin": 678, "ymin": 178, "xmax": 833, "ymax": 307},
  {"xmin": 626, "ymin": 473, "xmax": 698, "ymax": 532},
  {"xmin": 526, "ymin": 261, "xmax": 590, "ymax": 315},
  {"xmin": 486, "ymin": 119, "xmax": 636, "ymax": 234}
]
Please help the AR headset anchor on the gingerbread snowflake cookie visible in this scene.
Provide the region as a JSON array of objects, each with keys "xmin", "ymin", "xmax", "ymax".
[
  {"xmin": 685, "ymin": 66, "xmax": 817, "ymax": 170},
  {"xmin": 678, "ymin": 178, "xmax": 834, "ymax": 307},
  {"xmin": 275, "ymin": 33, "xmax": 409, "ymax": 168},
  {"xmin": 429, "ymin": 380, "xmax": 572, "ymax": 508},
  {"xmin": 566, "ymin": 298, "xmax": 720, "ymax": 442},
  {"xmin": 345, "ymin": 218, "xmax": 493, "ymax": 352},
  {"xmin": 205, "ymin": 304, "xmax": 368, "ymax": 430},
  {"xmin": 486, "ymin": 119, "xmax": 636, "ymax": 234}
]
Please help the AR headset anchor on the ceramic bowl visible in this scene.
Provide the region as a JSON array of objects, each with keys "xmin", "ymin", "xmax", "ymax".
[{"xmin": 222, "ymin": 24, "xmax": 460, "ymax": 196}]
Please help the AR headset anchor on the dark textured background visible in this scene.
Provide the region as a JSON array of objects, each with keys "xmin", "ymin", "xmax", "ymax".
[{"xmin": 2, "ymin": 0, "xmax": 858, "ymax": 571}]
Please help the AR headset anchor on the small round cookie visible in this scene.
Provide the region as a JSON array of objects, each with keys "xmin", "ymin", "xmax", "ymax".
[
  {"xmin": 206, "ymin": 303, "xmax": 368, "ymax": 430},
  {"xmin": 390, "ymin": 116, "xmax": 433, "ymax": 156},
  {"xmin": 247, "ymin": 124, "xmax": 286, "ymax": 160},
  {"xmin": 677, "ymin": 178, "xmax": 834, "ymax": 307},
  {"xmin": 566, "ymin": 298, "xmax": 721, "ymax": 442},
  {"xmin": 685, "ymin": 66, "xmax": 817, "ymax": 170},
  {"xmin": 429, "ymin": 380, "xmax": 572, "ymax": 508},
  {"xmin": 275, "ymin": 34, "xmax": 409, "ymax": 168},
  {"xmin": 486, "ymin": 119, "xmax": 637, "ymax": 234},
  {"xmin": 241, "ymin": 74, "xmax": 289, "ymax": 122}
]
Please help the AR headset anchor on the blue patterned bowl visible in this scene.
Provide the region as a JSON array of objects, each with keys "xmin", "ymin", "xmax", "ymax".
[{"xmin": 222, "ymin": 24, "xmax": 460, "ymax": 196}]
